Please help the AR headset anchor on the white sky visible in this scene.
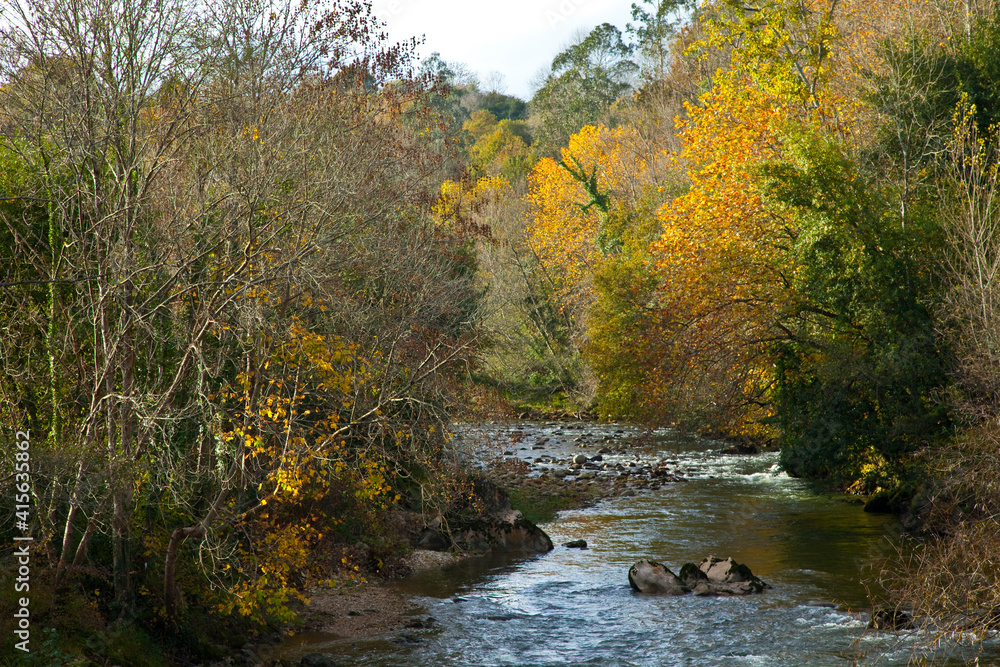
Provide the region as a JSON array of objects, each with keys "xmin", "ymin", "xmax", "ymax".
[{"xmin": 373, "ymin": 0, "xmax": 637, "ymax": 100}]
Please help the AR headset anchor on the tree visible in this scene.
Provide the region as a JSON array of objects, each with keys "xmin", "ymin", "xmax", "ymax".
[
  {"xmin": 1, "ymin": 0, "xmax": 480, "ymax": 624},
  {"xmin": 936, "ymin": 103, "xmax": 1000, "ymax": 424},
  {"xmin": 0, "ymin": 0, "xmax": 216, "ymax": 611},
  {"xmin": 647, "ymin": 81, "xmax": 798, "ymax": 436},
  {"xmin": 627, "ymin": 0, "xmax": 698, "ymax": 82},
  {"xmin": 695, "ymin": 0, "xmax": 841, "ymax": 108},
  {"xmin": 526, "ymin": 123, "xmax": 670, "ymax": 417},
  {"xmin": 763, "ymin": 130, "xmax": 949, "ymax": 486},
  {"xmin": 530, "ymin": 24, "xmax": 638, "ymax": 154}
]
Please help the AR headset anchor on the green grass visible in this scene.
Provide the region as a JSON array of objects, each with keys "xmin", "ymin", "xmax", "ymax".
[{"xmin": 507, "ymin": 484, "xmax": 603, "ymax": 525}]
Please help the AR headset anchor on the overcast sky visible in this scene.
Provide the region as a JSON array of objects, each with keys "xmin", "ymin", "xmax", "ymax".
[{"xmin": 372, "ymin": 0, "xmax": 637, "ymax": 100}]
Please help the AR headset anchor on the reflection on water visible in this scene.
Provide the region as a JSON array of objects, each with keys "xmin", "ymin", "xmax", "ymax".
[{"xmin": 274, "ymin": 424, "xmax": 1000, "ymax": 666}]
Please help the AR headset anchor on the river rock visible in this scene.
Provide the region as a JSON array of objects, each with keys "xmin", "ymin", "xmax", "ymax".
[
  {"xmin": 573, "ymin": 454, "xmax": 588, "ymax": 464},
  {"xmin": 416, "ymin": 478, "xmax": 554, "ymax": 554},
  {"xmin": 720, "ymin": 442, "xmax": 760, "ymax": 455},
  {"xmin": 563, "ymin": 539, "xmax": 587, "ymax": 549},
  {"xmin": 681, "ymin": 556, "xmax": 769, "ymax": 595},
  {"xmin": 442, "ymin": 507, "xmax": 553, "ymax": 553},
  {"xmin": 415, "ymin": 515, "xmax": 449, "ymax": 550},
  {"xmin": 628, "ymin": 559, "xmax": 689, "ymax": 595}
]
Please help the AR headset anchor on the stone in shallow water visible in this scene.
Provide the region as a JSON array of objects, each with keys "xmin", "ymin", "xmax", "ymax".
[
  {"xmin": 681, "ymin": 556, "xmax": 770, "ymax": 595},
  {"xmin": 868, "ymin": 608, "xmax": 914, "ymax": 631},
  {"xmin": 301, "ymin": 653, "xmax": 338, "ymax": 667},
  {"xmin": 629, "ymin": 556, "xmax": 769, "ymax": 597},
  {"xmin": 628, "ymin": 559, "xmax": 689, "ymax": 595},
  {"xmin": 563, "ymin": 539, "xmax": 588, "ymax": 549}
]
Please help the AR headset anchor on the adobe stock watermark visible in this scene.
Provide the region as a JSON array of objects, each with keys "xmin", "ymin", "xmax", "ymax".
[
  {"xmin": 372, "ymin": 0, "xmax": 406, "ymax": 28},
  {"xmin": 545, "ymin": 0, "xmax": 592, "ymax": 27},
  {"xmin": 12, "ymin": 430, "xmax": 32, "ymax": 653}
]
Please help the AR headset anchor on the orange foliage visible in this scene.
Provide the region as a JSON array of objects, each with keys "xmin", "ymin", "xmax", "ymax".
[
  {"xmin": 643, "ymin": 80, "xmax": 806, "ymax": 435},
  {"xmin": 654, "ymin": 82, "xmax": 797, "ymax": 325},
  {"xmin": 527, "ymin": 124, "xmax": 653, "ymax": 310}
]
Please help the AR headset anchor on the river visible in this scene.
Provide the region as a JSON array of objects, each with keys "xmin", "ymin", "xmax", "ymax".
[{"xmin": 272, "ymin": 422, "xmax": 999, "ymax": 666}]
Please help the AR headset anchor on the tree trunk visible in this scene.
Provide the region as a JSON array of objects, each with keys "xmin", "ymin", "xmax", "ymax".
[
  {"xmin": 163, "ymin": 524, "xmax": 206, "ymax": 619},
  {"xmin": 163, "ymin": 488, "xmax": 228, "ymax": 618},
  {"xmin": 72, "ymin": 511, "xmax": 100, "ymax": 568},
  {"xmin": 53, "ymin": 461, "xmax": 85, "ymax": 586}
]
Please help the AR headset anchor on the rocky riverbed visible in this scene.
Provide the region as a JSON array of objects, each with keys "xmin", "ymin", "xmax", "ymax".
[{"xmin": 472, "ymin": 421, "xmax": 707, "ymax": 511}]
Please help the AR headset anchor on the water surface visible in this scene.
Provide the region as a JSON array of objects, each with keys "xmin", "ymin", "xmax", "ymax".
[{"xmin": 275, "ymin": 423, "xmax": 998, "ymax": 666}]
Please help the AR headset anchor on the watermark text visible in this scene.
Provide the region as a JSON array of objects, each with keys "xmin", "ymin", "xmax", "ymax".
[{"xmin": 12, "ymin": 430, "xmax": 31, "ymax": 653}]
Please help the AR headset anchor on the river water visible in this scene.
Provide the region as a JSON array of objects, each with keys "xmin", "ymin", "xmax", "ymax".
[{"xmin": 274, "ymin": 422, "xmax": 999, "ymax": 666}]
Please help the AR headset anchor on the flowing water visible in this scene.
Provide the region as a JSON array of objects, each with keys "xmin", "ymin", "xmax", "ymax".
[{"xmin": 272, "ymin": 423, "xmax": 1000, "ymax": 666}]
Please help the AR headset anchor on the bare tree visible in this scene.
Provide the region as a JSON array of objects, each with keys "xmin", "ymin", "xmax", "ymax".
[
  {"xmin": 938, "ymin": 104, "xmax": 1000, "ymax": 423},
  {"xmin": 1, "ymin": 0, "xmax": 208, "ymax": 609},
  {"xmin": 1, "ymin": 0, "xmax": 478, "ymax": 620}
]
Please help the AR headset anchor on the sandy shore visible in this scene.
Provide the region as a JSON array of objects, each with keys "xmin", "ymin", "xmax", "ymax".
[
  {"xmin": 253, "ymin": 550, "xmax": 469, "ymax": 665},
  {"xmin": 299, "ymin": 583, "xmax": 423, "ymax": 638},
  {"xmin": 300, "ymin": 550, "xmax": 465, "ymax": 637}
]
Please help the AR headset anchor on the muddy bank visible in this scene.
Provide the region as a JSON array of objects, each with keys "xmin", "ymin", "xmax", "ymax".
[{"xmin": 251, "ymin": 550, "xmax": 468, "ymax": 666}]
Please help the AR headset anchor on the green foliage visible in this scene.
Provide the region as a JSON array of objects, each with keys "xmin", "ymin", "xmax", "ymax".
[
  {"xmin": 531, "ymin": 23, "xmax": 638, "ymax": 153},
  {"xmin": 763, "ymin": 132, "xmax": 951, "ymax": 487},
  {"xmin": 587, "ymin": 244, "xmax": 662, "ymax": 422},
  {"xmin": 420, "ymin": 52, "xmax": 458, "ymax": 84},
  {"xmin": 956, "ymin": 13, "xmax": 1000, "ymax": 128},
  {"xmin": 480, "ymin": 91, "xmax": 528, "ymax": 121},
  {"xmin": 627, "ymin": 0, "xmax": 696, "ymax": 82},
  {"xmin": 17, "ymin": 629, "xmax": 75, "ymax": 667},
  {"xmin": 466, "ymin": 116, "xmax": 533, "ymax": 181},
  {"xmin": 863, "ymin": 15, "xmax": 1000, "ymax": 223}
]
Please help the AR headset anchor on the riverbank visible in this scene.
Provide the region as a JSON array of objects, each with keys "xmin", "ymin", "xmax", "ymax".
[{"xmin": 252, "ymin": 550, "xmax": 473, "ymax": 666}]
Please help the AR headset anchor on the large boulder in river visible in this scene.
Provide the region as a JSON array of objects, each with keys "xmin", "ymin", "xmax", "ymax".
[
  {"xmin": 680, "ymin": 556, "xmax": 769, "ymax": 595},
  {"xmin": 628, "ymin": 559, "xmax": 689, "ymax": 595},
  {"xmin": 415, "ymin": 478, "xmax": 553, "ymax": 554},
  {"xmin": 450, "ymin": 507, "xmax": 553, "ymax": 553}
]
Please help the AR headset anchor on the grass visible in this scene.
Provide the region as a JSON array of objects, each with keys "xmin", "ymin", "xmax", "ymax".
[{"xmin": 507, "ymin": 482, "xmax": 605, "ymax": 525}]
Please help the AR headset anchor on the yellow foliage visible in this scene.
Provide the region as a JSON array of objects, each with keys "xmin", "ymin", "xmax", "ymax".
[
  {"xmin": 527, "ymin": 124, "xmax": 653, "ymax": 309},
  {"xmin": 434, "ymin": 175, "xmax": 512, "ymax": 229},
  {"xmin": 217, "ymin": 521, "xmax": 315, "ymax": 624}
]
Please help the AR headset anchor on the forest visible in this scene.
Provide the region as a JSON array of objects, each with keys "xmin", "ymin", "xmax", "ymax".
[{"xmin": 1, "ymin": 0, "xmax": 999, "ymax": 663}]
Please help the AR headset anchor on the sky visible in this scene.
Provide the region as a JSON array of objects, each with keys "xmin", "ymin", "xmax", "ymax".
[{"xmin": 372, "ymin": 0, "xmax": 638, "ymax": 100}]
